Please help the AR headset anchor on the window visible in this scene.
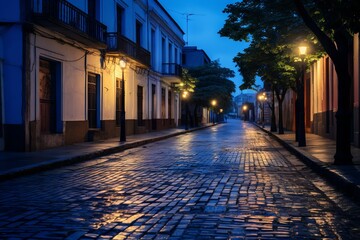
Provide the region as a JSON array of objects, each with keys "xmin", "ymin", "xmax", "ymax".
[
  {"xmin": 168, "ymin": 43, "xmax": 173, "ymax": 63},
  {"xmin": 175, "ymin": 48, "xmax": 178, "ymax": 64},
  {"xmin": 161, "ymin": 88, "xmax": 166, "ymax": 125},
  {"xmin": 117, "ymin": 5, "xmax": 124, "ymax": 35},
  {"xmin": 151, "ymin": 29, "xmax": 156, "ymax": 67},
  {"xmin": 182, "ymin": 53, "xmax": 186, "ymax": 65},
  {"xmin": 0, "ymin": 61, "xmax": 3, "ymax": 138},
  {"xmin": 88, "ymin": 73, "xmax": 100, "ymax": 128},
  {"xmin": 152, "ymin": 84, "xmax": 156, "ymax": 130},
  {"xmin": 39, "ymin": 58, "xmax": 62, "ymax": 133},
  {"xmin": 136, "ymin": 20, "xmax": 142, "ymax": 46},
  {"xmin": 137, "ymin": 86, "xmax": 144, "ymax": 126},
  {"xmin": 162, "ymin": 37, "xmax": 166, "ymax": 72},
  {"xmin": 88, "ymin": 0, "xmax": 98, "ymax": 19},
  {"xmin": 168, "ymin": 90, "xmax": 172, "ymax": 121}
]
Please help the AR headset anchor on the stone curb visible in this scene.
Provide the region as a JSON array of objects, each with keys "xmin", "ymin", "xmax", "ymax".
[
  {"xmin": 0, "ymin": 124, "xmax": 214, "ymax": 181},
  {"xmin": 253, "ymin": 123, "xmax": 360, "ymax": 202}
]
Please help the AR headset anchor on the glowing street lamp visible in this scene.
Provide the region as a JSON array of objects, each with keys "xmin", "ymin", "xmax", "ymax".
[
  {"xmin": 211, "ymin": 99, "xmax": 217, "ymax": 124},
  {"xmin": 258, "ymin": 92, "xmax": 267, "ymax": 128},
  {"xmin": 211, "ymin": 99, "xmax": 217, "ymax": 107},
  {"xmin": 242, "ymin": 105, "xmax": 248, "ymax": 121},
  {"xmin": 299, "ymin": 46, "xmax": 307, "ymax": 57},
  {"xmin": 297, "ymin": 45, "xmax": 307, "ymax": 147},
  {"xmin": 181, "ymin": 87, "xmax": 191, "ymax": 130}
]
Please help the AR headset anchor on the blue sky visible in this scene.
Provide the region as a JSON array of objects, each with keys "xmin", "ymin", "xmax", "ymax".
[{"xmin": 159, "ymin": 0, "xmax": 250, "ymax": 96}]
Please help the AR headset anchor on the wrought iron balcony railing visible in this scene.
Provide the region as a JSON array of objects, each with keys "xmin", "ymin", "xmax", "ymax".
[
  {"xmin": 162, "ymin": 63, "xmax": 182, "ymax": 78},
  {"xmin": 107, "ymin": 32, "xmax": 150, "ymax": 67},
  {"xmin": 30, "ymin": 0, "xmax": 107, "ymax": 48}
]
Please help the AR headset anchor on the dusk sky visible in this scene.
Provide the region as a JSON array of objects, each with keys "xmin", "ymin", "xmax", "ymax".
[{"xmin": 159, "ymin": 0, "xmax": 251, "ymax": 96}]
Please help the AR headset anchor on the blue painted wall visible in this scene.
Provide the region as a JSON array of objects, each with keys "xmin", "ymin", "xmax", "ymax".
[
  {"xmin": 0, "ymin": 1, "xmax": 20, "ymax": 22},
  {"xmin": 1, "ymin": 24, "xmax": 23, "ymax": 124}
]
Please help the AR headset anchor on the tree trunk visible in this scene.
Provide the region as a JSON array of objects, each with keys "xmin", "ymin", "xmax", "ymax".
[
  {"xmin": 194, "ymin": 105, "xmax": 199, "ymax": 127},
  {"xmin": 270, "ymin": 108, "xmax": 277, "ymax": 132},
  {"xmin": 295, "ymin": 98, "xmax": 299, "ymax": 141},
  {"xmin": 275, "ymin": 89, "xmax": 286, "ymax": 134},
  {"xmin": 278, "ymin": 98, "xmax": 284, "ymax": 134},
  {"xmin": 297, "ymin": 62, "xmax": 306, "ymax": 147},
  {"xmin": 293, "ymin": 0, "xmax": 352, "ymax": 163},
  {"xmin": 185, "ymin": 102, "xmax": 189, "ymax": 130},
  {"xmin": 269, "ymin": 88, "xmax": 277, "ymax": 132},
  {"xmin": 333, "ymin": 49, "xmax": 353, "ymax": 164}
]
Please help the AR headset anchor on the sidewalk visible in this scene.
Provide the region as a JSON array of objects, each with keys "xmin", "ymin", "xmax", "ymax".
[
  {"xmin": 255, "ymin": 123, "xmax": 360, "ymax": 202},
  {"xmin": 0, "ymin": 125, "xmax": 211, "ymax": 180}
]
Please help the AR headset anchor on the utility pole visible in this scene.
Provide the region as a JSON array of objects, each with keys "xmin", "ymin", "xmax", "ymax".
[
  {"xmin": 168, "ymin": 10, "xmax": 204, "ymax": 46},
  {"xmin": 185, "ymin": 13, "xmax": 194, "ymax": 45}
]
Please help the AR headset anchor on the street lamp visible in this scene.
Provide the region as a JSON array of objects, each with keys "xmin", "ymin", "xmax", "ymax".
[
  {"xmin": 182, "ymin": 89, "xmax": 189, "ymax": 130},
  {"xmin": 242, "ymin": 105, "xmax": 248, "ymax": 121},
  {"xmin": 297, "ymin": 45, "xmax": 307, "ymax": 147},
  {"xmin": 258, "ymin": 92, "xmax": 267, "ymax": 128},
  {"xmin": 119, "ymin": 58, "xmax": 126, "ymax": 142},
  {"xmin": 211, "ymin": 99, "xmax": 217, "ymax": 124}
]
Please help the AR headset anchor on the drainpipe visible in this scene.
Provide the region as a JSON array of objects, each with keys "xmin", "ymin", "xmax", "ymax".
[
  {"xmin": 147, "ymin": 0, "xmax": 151, "ymax": 127},
  {"xmin": 84, "ymin": 51, "xmax": 88, "ymax": 120}
]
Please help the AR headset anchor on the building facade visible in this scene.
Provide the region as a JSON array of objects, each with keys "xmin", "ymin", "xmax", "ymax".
[
  {"xmin": 0, "ymin": 0, "xmax": 184, "ymax": 151},
  {"xmin": 182, "ymin": 46, "xmax": 211, "ymax": 68}
]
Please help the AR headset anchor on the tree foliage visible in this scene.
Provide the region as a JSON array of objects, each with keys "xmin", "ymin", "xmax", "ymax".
[
  {"xmin": 219, "ymin": 0, "xmax": 323, "ymax": 90},
  {"xmin": 188, "ymin": 61, "xmax": 236, "ymax": 111},
  {"xmin": 174, "ymin": 68, "xmax": 197, "ymax": 98}
]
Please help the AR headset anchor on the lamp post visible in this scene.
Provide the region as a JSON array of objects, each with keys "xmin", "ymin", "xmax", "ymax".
[
  {"xmin": 242, "ymin": 105, "xmax": 248, "ymax": 121},
  {"xmin": 258, "ymin": 92, "xmax": 267, "ymax": 128},
  {"xmin": 119, "ymin": 58, "xmax": 126, "ymax": 142},
  {"xmin": 211, "ymin": 99, "xmax": 217, "ymax": 124},
  {"xmin": 297, "ymin": 45, "xmax": 307, "ymax": 147},
  {"xmin": 182, "ymin": 90, "xmax": 189, "ymax": 130}
]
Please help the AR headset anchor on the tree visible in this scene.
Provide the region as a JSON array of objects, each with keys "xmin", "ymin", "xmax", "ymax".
[
  {"xmin": 174, "ymin": 69, "xmax": 197, "ymax": 130},
  {"xmin": 219, "ymin": 0, "xmax": 358, "ymax": 164},
  {"xmin": 230, "ymin": 32, "xmax": 298, "ymax": 134},
  {"xmin": 293, "ymin": 0, "xmax": 360, "ymax": 164},
  {"xmin": 188, "ymin": 61, "xmax": 236, "ymax": 126}
]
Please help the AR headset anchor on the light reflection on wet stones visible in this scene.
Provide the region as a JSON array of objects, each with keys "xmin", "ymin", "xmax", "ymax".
[{"xmin": 0, "ymin": 121, "xmax": 359, "ymax": 239}]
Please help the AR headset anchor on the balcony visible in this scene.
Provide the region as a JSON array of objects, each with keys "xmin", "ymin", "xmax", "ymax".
[
  {"xmin": 161, "ymin": 63, "xmax": 182, "ymax": 83},
  {"xmin": 30, "ymin": 0, "xmax": 107, "ymax": 49},
  {"xmin": 107, "ymin": 33, "xmax": 150, "ymax": 67}
]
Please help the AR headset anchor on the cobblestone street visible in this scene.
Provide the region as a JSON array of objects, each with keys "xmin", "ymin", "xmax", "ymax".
[{"xmin": 0, "ymin": 120, "xmax": 359, "ymax": 239}]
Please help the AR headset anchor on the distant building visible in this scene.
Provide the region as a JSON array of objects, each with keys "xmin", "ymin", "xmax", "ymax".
[
  {"xmin": 182, "ymin": 46, "xmax": 211, "ymax": 68},
  {"xmin": 234, "ymin": 91, "xmax": 257, "ymax": 119}
]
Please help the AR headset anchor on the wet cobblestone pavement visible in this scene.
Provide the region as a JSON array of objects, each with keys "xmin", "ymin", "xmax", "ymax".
[{"xmin": 0, "ymin": 120, "xmax": 359, "ymax": 239}]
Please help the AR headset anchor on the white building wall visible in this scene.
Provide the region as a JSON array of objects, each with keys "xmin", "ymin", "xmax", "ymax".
[{"xmin": 1, "ymin": 0, "xmax": 184, "ymax": 151}]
